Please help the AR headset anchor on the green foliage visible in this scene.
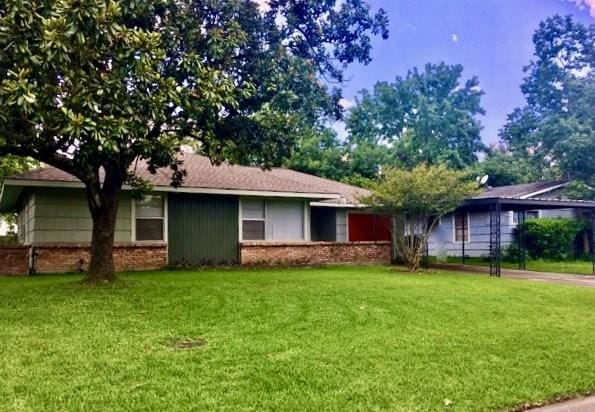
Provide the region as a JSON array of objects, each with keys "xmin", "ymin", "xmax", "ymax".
[
  {"xmin": 0, "ymin": 155, "xmax": 35, "ymax": 183},
  {"xmin": 283, "ymin": 127, "xmax": 350, "ymax": 181},
  {"xmin": 501, "ymin": 15, "xmax": 595, "ymax": 187},
  {"xmin": 0, "ymin": 234, "xmax": 18, "ymax": 246},
  {"xmin": 362, "ymin": 164, "xmax": 479, "ymax": 271},
  {"xmin": 0, "ymin": 155, "xmax": 35, "ymax": 225},
  {"xmin": 0, "ymin": 0, "xmax": 387, "ymax": 177},
  {"xmin": 563, "ymin": 180, "xmax": 595, "ymax": 201},
  {"xmin": 347, "ymin": 63, "xmax": 486, "ymax": 170},
  {"xmin": 470, "ymin": 149, "xmax": 536, "ymax": 187},
  {"xmin": 363, "ymin": 164, "xmax": 479, "ymax": 219},
  {"xmin": 522, "ymin": 217, "xmax": 587, "ymax": 260}
]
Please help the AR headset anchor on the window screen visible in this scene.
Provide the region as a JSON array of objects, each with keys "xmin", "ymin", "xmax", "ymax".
[
  {"xmin": 135, "ymin": 195, "xmax": 164, "ymax": 241},
  {"xmin": 242, "ymin": 220, "xmax": 265, "ymax": 240},
  {"xmin": 241, "ymin": 200, "xmax": 266, "ymax": 240},
  {"xmin": 241, "ymin": 199, "xmax": 304, "ymax": 241}
]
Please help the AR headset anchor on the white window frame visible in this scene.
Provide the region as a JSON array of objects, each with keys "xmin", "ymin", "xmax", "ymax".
[
  {"xmin": 509, "ymin": 211, "xmax": 517, "ymax": 226},
  {"xmin": 131, "ymin": 195, "xmax": 168, "ymax": 242},
  {"xmin": 452, "ymin": 212, "xmax": 470, "ymax": 243},
  {"xmin": 239, "ymin": 198, "xmax": 267, "ymax": 241},
  {"xmin": 239, "ymin": 198, "xmax": 308, "ymax": 242}
]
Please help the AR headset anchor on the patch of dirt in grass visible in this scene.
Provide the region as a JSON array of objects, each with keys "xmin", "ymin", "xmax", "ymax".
[{"xmin": 165, "ymin": 337, "xmax": 207, "ymax": 350}]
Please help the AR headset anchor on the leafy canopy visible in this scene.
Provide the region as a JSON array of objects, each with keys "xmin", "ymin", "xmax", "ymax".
[
  {"xmin": 361, "ymin": 164, "xmax": 478, "ymax": 272},
  {"xmin": 500, "ymin": 15, "xmax": 594, "ymax": 186},
  {"xmin": 470, "ymin": 148, "xmax": 536, "ymax": 187},
  {"xmin": 0, "ymin": 0, "xmax": 388, "ymax": 185},
  {"xmin": 363, "ymin": 164, "xmax": 479, "ymax": 219},
  {"xmin": 347, "ymin": 63, "xmax": 486, "ymax": 170}
]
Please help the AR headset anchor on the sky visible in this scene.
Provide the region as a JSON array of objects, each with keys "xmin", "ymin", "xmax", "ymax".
[{"xmin": 333, "ymin": 0, "xmax": 594, "ymax": 145}]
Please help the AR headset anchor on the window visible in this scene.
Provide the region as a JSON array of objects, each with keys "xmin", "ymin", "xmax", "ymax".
[
  {"xmin": 241, "ymin": 199, "xmax": 305, "ymax": 241},
  {"xmin": 511, "ymin": 211, "xmax": 518, "ymax": 225},
  {"xmin": 135, "ymin": 195, "xmax": 164, "ymax": 241},
  {"xmin": 526, "ymin": 210, "xmax": 539, "ymax": 219},
  {"xmin": 241, "ymin": 199, "xmax": 265, "ymax": 240},
  {"xmin": 454, "ymin": 212, "xmax": 469, "ymax": 243}
]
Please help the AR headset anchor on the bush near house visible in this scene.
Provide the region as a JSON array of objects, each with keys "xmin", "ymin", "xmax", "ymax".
[
  {"xmin": 0, "ymin": 235, "xmax": 18, "ymax": 246},
  {"xmin": 522, "ymin": 218, "xmax": 588, "ymax": 260}
]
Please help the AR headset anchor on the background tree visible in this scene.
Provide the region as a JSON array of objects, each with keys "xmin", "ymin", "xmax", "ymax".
[
  {"xmin": 283, "ymin": 127, "xmax": 350, "ymax": 181},
  {"xmin": 284, "ymin": 126, "xmax": 391, "ymax": 185},
  {"xmin": 0, "ymin": 155, "xmax": 35, "ymax": 231},
  {"xmin": 500, "ymin": 15, "xmax": 594, "ymax": 186},
  {"xmin": 0, "ymin": 0, "xmax": 388, "ymax": 281},
  {"xmin": 346, "ymin": 63, "xmax": 486, "ymax": 171},
  {"xmin": 361, "ymin": 164, "xmax": 478, "ymax": 272},
  {"xmin": 469, "ymin": 147, "xmax": 536, "ymax": 187}
]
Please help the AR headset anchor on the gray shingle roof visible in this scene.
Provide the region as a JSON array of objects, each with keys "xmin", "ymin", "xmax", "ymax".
[
  {"xmin": 6, "ymin": 153, "xmax": 368, "ymax": 203},
  {"xmin": 472, "ymin": 180, "xmax": 568, "ymax": 199}
]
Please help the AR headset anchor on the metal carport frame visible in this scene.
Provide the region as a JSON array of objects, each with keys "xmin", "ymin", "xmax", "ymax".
[{"xmin": 458, "ymin": 197, "xmax": 595, "ymax": 277}]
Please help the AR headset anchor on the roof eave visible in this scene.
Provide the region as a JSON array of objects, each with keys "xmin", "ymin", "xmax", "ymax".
[
  {"xmin": 1, "ymin": 178, "xmax": 340, "ymax": 200},
  {"xmin": 0, "ymin": 183, "xmax": 23, "ymax": 212},
  {"xmin": 519, "ymin": 181, "xmax": 570, "ymax": 199}
]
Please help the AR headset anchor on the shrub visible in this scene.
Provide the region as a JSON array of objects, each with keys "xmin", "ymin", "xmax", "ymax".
[
  {"xmin": 522, "ymin": 218, "xmax": 587, "ymax": 260},
  {"xmin": 503, "ymin": 243, "xmax": 523, "ymax": 263}
]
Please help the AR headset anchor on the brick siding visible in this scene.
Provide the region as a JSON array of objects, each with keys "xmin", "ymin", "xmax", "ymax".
[
  {"xmin": 0, "ymin": 243, "xmax": 167, "ymax": 275},
  {"xmin": 0, "ymin": 246, "xmax": 30, "ymax": 276},
  {"xmin": 240, "ymin": 241, "xmax": 391, "ymax": 265}
]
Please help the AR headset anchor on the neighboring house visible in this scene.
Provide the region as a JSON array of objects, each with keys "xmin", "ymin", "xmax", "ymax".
[
  {"xmin": 428, "ymin": 180, "xmax": 588, "ymax": 258},
  {"xmin": 0, "ymin": 154, "xmax": 390, "ymax": 275}
]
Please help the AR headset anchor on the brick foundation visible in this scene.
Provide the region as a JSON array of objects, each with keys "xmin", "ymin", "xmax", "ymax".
[
  {"xmin": 240, "ymin": 241, "xmax": 391, "ymax": 265},
  {"xmin": 0, "ymin": 246, "xmax": 30, "ymax": 276},
  {"xmin": 0, "ymin": 243, "xmax": 167, "ymax": 275}
]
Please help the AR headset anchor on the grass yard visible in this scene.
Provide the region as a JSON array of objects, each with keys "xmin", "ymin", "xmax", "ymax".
[
  {"xmin": 443, "ymin": 256, "xmax": 594, "ymax": 276},
  {"xmin": 1, "ymin": 266, "xmax": 595, "ymax": 412}
]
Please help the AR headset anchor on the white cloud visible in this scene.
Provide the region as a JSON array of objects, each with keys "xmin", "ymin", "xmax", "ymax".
[
  {"xmin": 451, "ymin": 33, "xmax": 459, "ymax": 43},
  {"xmin": 338, "ymin": 98, "xmax": 355, "ymax": 110},
  {"xmin": 568, "ymin": 0, "xmax": 595, "ymax": 16}
]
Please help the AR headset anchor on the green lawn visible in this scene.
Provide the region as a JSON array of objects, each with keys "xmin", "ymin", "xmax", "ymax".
[
  {"xmin": 1, "ymin": 266, "xmax": 595, "ymax": 412},
  {"xmin": 443, "ymin": 256, "xmax": 594, "ymax": 276}
]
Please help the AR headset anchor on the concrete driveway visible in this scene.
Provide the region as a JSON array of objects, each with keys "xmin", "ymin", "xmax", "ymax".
[
  {"xmin": 430, "ymin": 263, "xmax": 595, "ymax": 288},
  {"xmin": 527, "ymin": 395, "xmax": 595, "ymax": 411}
]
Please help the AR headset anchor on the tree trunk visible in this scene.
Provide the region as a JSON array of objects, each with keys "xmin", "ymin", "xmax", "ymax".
[{"xmin": 84, "ymin": 171, "xmax": 123, "ymax": 283}]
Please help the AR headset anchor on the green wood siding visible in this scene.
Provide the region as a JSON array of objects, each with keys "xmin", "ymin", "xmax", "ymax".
[{"xmin": 168, "ymin": 194, "xmax": 239, "ymax": 265}]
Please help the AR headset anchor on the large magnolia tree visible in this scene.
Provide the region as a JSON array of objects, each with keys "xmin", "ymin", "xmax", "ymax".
[
  {"xmin": 361, "ymin": 165, "xmax": 478, "ymax": 272},
  {"xmin": 0, "ymin": 0, "xmax": 388, "ymax": 281}
]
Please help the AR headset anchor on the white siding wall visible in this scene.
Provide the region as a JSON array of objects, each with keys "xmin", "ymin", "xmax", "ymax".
[
  {"xmin": 428, "ymin": 209, "xmax": 582, "ymax": 258},
  {"xmin": 428, "ymin": 212, "xmax": 515, "ymax": 258}
]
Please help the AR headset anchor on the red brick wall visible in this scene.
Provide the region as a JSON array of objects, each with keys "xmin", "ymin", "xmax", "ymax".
[
  {"xmin": 0, "ymin": 243, "xmax": 167, "ymax": 275},
  {"xmin": 241, "ymin": 241, "xmax": 391, "ymax": 265},
  {"xmin": 33, "ymin": 243, "xmax": 167, "ymax": 274},
  {"xmin": 0, "ymin": 246, "xmax": 29, "ymax": 276}
]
